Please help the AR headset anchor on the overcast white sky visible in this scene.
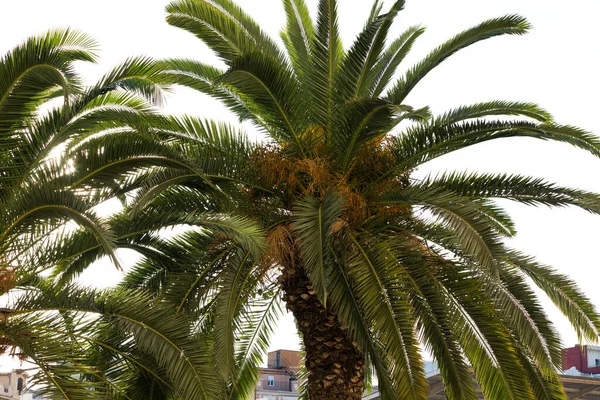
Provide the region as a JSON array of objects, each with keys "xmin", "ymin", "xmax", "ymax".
[{"xmin": 2, "ymin": 0, "xmax": 600, "ymax": 361}]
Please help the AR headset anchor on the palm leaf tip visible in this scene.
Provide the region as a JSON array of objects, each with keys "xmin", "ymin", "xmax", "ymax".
[{"xmin": 386, "ymin": 14, "xmax": 531, "ymax": 104}]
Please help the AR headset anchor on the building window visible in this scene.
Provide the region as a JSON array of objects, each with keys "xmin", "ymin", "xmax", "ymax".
[
  {"xmin": 267, "ymin": 376, "xmax": 275, "ymax": 387},
  {"xmin": 3, "ymin": 388, "xmax": 7, "ymax": 393},
  {"xmin": 596, "ymin": 359, "xmax": 600, "ymax": 367}
]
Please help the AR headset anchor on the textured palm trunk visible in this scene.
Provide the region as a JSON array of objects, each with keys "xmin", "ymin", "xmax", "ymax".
[{"xmin": 280, "ymin": 263, "xmax": 365, "ymax": 399}]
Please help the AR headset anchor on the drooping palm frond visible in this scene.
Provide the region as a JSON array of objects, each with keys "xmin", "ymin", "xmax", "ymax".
[
  {"xmin": 165, "ymin": 0, "xmax": 280, "ymax": 64},
  {"xmin": 0, "ymin": 29, "xmax": 237, "ymax": 400},
  {"xmin": 6, "ymin": 281, "xmax": 223, "ymax": 399},
  {"xmin": 389, "ymin": 120, "xmax": 600, "ymax": 174},
  {"xmin": 343, "ymin": 232, "xmax": 428, "ymax": 399},
  {"xmin": 381, "ymin": 187, "xmax": 508, "ymax": 275},
  {"xmin": 211, "ymin": 248, "xmax": 254, "ymax": 381},
  {"xmin": 418, "ymin": 171, "xmax": 600, "ymax": 213},
  {"xmin": 505, "ymin": 250, "xmax": 600, "ymax": 343},
  {"xmin": 110, "ymin": 223, "xmax": 279, "ymax": 399},
  {"xmin": 0, "ymin": 35, "xmax": 181, "ymax": 272},
  {"xmin": 327, "ymin": 251, "xmax": 399, "ymax": 399},
  {"xmin": 229, "ymin": 287, "xmax": 283, "ymax": 399},
  {"xmin": 397, "ymin": 251, "xmax": 478, "ymax": 400},
  {"xmin": 82, "ymin": 56, "xmax": 174, "ymax": 106},
  {"xmin": 0, "ymin": 183, "xmax": 120, "ymax": 269},
  {"xmin": 292, "ymin": 191, "xmax": 342, "ymax": 303},
  {"xmin": 0, "ymin": 29, "xmax": 97, "ymax": 136},
  {"xmin": 425, "ymin": 260, "xmax": 537, "ymax": 399},
  {"xmin": 434, "ymin": 101, "xmax": 552, "ymax": 124}
]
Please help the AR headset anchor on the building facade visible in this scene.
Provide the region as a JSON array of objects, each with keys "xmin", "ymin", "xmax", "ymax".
[
  {"xmin": 254, "ymin": 350, "xmax": 302, "ymax": 400},
  {"xmin": 563, "ymin": 345, "xmax": 600, "ymax": 374},
  {"xmin": 0, "ymin": 369, "xmax": 34, "ymax": 399}
]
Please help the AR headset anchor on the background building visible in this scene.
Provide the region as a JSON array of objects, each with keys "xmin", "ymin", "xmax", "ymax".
[
  {"xmin": 563, "ymin": 345, "xmax": 600, "ymax": 375},
  {"xmin": 0, "ymin": 369, "xmax": 38, "ymax": 399},
  {"xmin": 254, "ymin": 350, "xmax": 302, "ymax": 400},
  {"xmin": 364, "ymin": 352, "xmax": 600, "ymax": 400}
]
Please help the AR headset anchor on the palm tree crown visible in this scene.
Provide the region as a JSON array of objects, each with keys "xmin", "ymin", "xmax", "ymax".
[
  {"xmin": 0, "ymin": 30, "xmax": 226, "ymax": 399},
  {"xmin": 60, "ymin": 0, "xmax": 600, "ymax": 399}
]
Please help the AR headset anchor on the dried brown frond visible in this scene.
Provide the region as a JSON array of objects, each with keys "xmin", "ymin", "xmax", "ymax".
[{"xmin": 330, "ymin": 219, "xmax": 348, "ymax": 235}]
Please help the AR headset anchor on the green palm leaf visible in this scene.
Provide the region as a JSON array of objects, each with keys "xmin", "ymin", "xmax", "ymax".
[
  {"xmin": 281, "ymin": 0, "xmax": 315, "ymax": 79},
  {"xmin": 338, "ymin": 0, "xmax": 405, "ymax": 99},
  {"xmin": 293, "ymin": 191, "xmax": 343, "ymax": 303},
  {"xmin": 387, "ymin": 15, "xmax": 530, "ymax": 104},
  {"xmin": 506, "ymin": 250, "xmax": 600, "ymax": 342}
]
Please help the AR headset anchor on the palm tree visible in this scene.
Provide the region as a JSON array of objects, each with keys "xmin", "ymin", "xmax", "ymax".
[
  {"xmin": 0, "ymin": 29, "xmax": 224, "ymax": 399},
  {"xmin": 66, "ymin": 0, "xmax": 600, "ymax": 398},
  {"xmin": 9, "ymin": 278, "xmax": 223, "ymax": 399}
]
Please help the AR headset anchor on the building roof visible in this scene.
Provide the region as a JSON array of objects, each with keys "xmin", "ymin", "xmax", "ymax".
[
  {"xmin": 559, "ymin": 374, "xmax": 600, "ymax": 400},
  {"xmin": 0, "ymin": 370, "xmax": 28, "ymax": 377},
  {"xmin": 366, "ymin": 373, "xmax": 600, "ymax": 399}
]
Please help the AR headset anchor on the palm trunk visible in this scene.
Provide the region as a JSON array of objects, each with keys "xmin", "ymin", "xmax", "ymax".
[{"xmin": 280, "ymin": 263, "xmax": 365, "ymax": 399}]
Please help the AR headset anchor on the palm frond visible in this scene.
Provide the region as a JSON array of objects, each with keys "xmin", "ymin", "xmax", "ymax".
[
  {"xmin": 382, "ymin": 187, "xmax": 506, "ymax": 274},
  {"xmin": 338, "ymin": 0, "xmax": 404, "ymax": 99},
  {"xmin": 165, "ymin": 0, "xmax": 280, "ymax": 64},
  {"xmin": 432, "ymin": 262, "xmax": 536, "ymax": 399},
  {"xmin": 309, "ymin": 0, "xmax": 344, "ymax": 132},
  {"xmin": 396, "ymin": 245, "xmax": 479, "ymax": 400},
  {"xmin": 419, "ymin": 171, "xmax": 600, "ymax": 214},
  {"xmin": 386, "ymin": 15, "xmax": 530, "ymax": 104},
  {"xmin": 281, "ymin": 0, "xmax": 315, "ymax": 79},
  {"xmin": 0, "ymin": 29, "xmax": 98, "ymax": 135},
  {"xmin": 332, "ymin": 98, "xmax": 394, "ymax": 172},
  {"xmin": 7, "ymin": 283, "xmax": 224, "ymax": 399},
  {"xmin": 389, "ymin": 120, "xmax": 600, "ymax": 173},
  {"xmin": 212, "ymin": 250, "xmax": 250, "ymax": 379},
  {"xmin": 435, "ymin": 101, "xmax": 552, "ymax": 124},
  {"xmin": 327, "ymin": 252, "xmax": 399, "ymax": 400},
  {"xmin": 346, "ymin": 232, "xmax": 428, "ymax": 399},
  {"xmin": 292, "ymin": 191, "xmax": 342, "ymax": 304},
  {"xmin": 82, "ymin": 56, "xmax": 173, "ymax": 106},
  {"xmin": 229, "ymin": 287, "xmax": 283, "ymax": 399},
  {"xmin": 370, "ymin": 25, "xmax": 424, "ymax": 96},
  {"xmin": 216, "ymin": 53, "xmax": 307, "ymax": 154},
  {"xmin": 506, "ymin": 250, "xmax": 600, "ymax": 343}
]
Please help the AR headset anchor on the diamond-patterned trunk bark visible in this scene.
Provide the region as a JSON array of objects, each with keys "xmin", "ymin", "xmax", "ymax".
[{"xmin": 280, "ymin": 263, "xmax": 365, "ymax": 399}]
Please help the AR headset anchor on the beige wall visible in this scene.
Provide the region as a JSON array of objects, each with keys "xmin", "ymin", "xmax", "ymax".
[
  {"xmin": 267, "ymin": 350, "xmax": 302, "ymax": 369},
  {"xmin": 0, "ymin": 370, "xmax": 28, "ymax": 399},
  {"xmin": 0, "ymin": 375, "xmax": 9, "ymax": 388}
]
